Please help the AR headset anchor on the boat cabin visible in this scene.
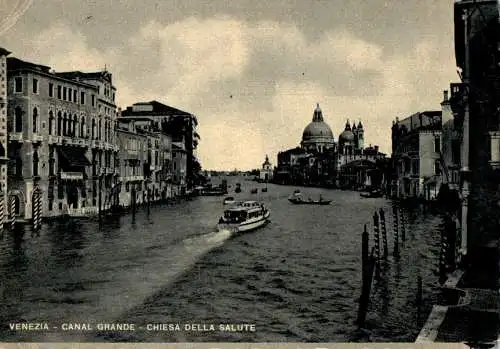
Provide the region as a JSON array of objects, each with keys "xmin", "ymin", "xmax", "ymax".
[
  {"xmin": 240, "ymin": 201, "xmax": 261, "ymax": 208},
  {"xmin": 223, "ymin": 206, "xmax": 264, "ymax": 223}
]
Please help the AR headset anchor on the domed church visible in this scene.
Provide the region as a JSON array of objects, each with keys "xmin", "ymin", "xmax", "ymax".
[
  {"xmin": 274, "ymin": 103, "xmax": 385, "ymax": 189},
  {"xmin": 301, "ymin": 104, "xmax": 335, "ymax": 153},
  {"xmin": 338, "ymin": 119, "xmax": 364, "ymax": 155}
]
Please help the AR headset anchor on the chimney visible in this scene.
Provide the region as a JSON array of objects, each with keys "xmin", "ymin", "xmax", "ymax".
[{"xmin": 443, "ymin": 90, "xmax": 449, "ymax": 102}]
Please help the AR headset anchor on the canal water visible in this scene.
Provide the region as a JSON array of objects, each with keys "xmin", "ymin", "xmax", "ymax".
[{"xmin": 0, "ymin": 176, "xmax": 444, "ymax": 342}]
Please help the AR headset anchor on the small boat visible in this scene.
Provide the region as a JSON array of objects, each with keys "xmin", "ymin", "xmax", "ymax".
[
  {"xmin": 250, "ymin": 188, "xmax": 258, "ymax": 194},
  {"xmin": 360, "ymin": 189, "xmax": 383, "ymax": 198},
  {"xmin": 288, "ymin": 197, "xmax": 332, "ymax": 205},
  {"xmin": 223, "ymin": 196, "xmax": 236, "ymax": 205},
  {"xmin": 217, "ymin": 201, "xmax": 270, "ymax": 234},
  {"xmin": 288, "ymin": 193, "xmax": 331, "ymax": 205},
  {"xmin": 261, "ymin": 187, "xmax": 268, "ymax": 192}
]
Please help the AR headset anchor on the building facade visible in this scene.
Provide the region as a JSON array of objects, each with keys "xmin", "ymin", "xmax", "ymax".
[
  {"xmin": 0, "ymin": 48, "xmax": 10, "ymax": 224},
  {"xmin": 121, "ymin": 101, "xmax": 195, "ymax": 195},
  {"xmin": 55, "ymin": 70, "xmax": 120, "ymax": 213},
  {"xmin": 259, "ymin": 155, "xmax": 273, "ymax": 181},
  {"xmin": 172, "ymin": 143, "xmax": 187, "ymax": 196},
  {"xmin": 391, "ymin": 111, "xmax": 443, "ymax": 199},
  {"xmin": 116, "ymin": 124, "xmax": 147, "ymax": 208},
  {"xmin": 440, "ymin": 88, "xmax": 462, "ymax": 192},
  {"xmin": 6, "ymin": 57, "xmax": 111, "ymax": 219},
  {"xmin": 453, "ymin": 0, "xmax": 500, "ymax": 259}
]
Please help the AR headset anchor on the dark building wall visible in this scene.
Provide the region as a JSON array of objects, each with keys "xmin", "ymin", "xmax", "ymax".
[{"xmin": 455, "ymin": 0, "xmax": 500, "ymax": 250}]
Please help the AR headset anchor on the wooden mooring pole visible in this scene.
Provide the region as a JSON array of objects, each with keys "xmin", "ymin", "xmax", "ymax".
[
  {"xmin": 9, "ymin": 195, "xmax": 16, "ymax": 231},
  {"xmin": 399, "ymin": 207, "xmax": 406, "ymax": 243},
  {"xmin": 0, "ymin": 193, "xmax": 4, "ymax": 239},
  {"xmin": 357, "ymin": 225, "xmax": 375, "ymax": 327},
  {"xmin": 392, "ymin": 205, "xmax": 399, "ymax": 258},
  {"xmin": 373, "ymin": 211, "xmax": 380, "ymax": 277},
  {"xmin": 416, "ymin": 275, "xmax": 423, "ymax": 322},
  {"xmin": 379, "ymin": 208, "xmax": 388, "ymax": 259}
]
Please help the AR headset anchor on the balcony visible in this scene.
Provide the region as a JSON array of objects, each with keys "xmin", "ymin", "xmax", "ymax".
[
  {"xmin": 60, "ymin": 171, "xmax": 84, "ymax": 180},
  {"xmin": 62, "ymin": 136, "xmax": 89, "ymax": 147},
  {"xmin": 91, "ymin": 140, "xmax": 103, "ymax": 149},
  {"xmin": 124, "ymin": 175, "xmax": 144, "ymax": 182},
  {"xmin": 99, "ymin": 167, "xmax": 116, "ymax": 176},
  {"xmin": 9, "ymin": 133, "xmax": 23, "ymax": 142},
  {"xmin": 48, "ymin": 135, "xmax": 62, "ymax": 145},
  {"xmin": 32, "ymin": 134, "xmax": 44, "ymax": 143}
]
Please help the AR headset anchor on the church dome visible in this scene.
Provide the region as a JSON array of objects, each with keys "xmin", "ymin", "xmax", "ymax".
[
  {"xmin": 302, "ymin": 104, "xmax": 334, "ymax": 141},
  {"xmin": 339, "ymin": 130, "xmax": 355, "ymax": 142},
  {"xmin": 339, "ymin": 119, "xmax": 355, "ymax": 142}
]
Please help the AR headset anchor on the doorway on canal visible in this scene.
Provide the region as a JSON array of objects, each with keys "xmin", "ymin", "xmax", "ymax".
[{"xmin": 66, "ymin": 185, "xmax": 78, "ymax": 209}]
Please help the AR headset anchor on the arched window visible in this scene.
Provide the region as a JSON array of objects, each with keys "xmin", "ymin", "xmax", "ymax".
[
  {"xmin": 33, "ymin": 150, "xmax": 39, "ymax": 177},
  {"xmin": 92, "ymin": 119, "xmax": 96, "ymax": 139},
  {"xmin": 49, "ymin": 111, "xmax": 54, "ymax": 135},
  {"xmin": 15, "ymin": 106, "xmax": 23, "ymax": 132},
  {"xmin": 98, "ymin": 119, "xmax": 102, "ymax": 140},
  {"xmin": 63, "ymin": 113, "xmax": 67, "ymax": 136},
  {"xmin": 32, "ymin": 107, "xmax": 38, "ymax": 133},
  {"xmin": 57, "ymin": 111, "xmax": 62, "ymax": 136},
  {"xmin": 73, "ymin": 114, "xmax": 78, "ymax": 137},
  {"xmin": 80, "ymin": 116, "xmax": 86, "ymax": 138}
]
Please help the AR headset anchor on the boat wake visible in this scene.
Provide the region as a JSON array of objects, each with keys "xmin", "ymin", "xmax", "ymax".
[
  {"xmin": 35, "ymin": 228, "xmax": 234, "ymax": 342},
  {"xmin": 183, "ymin": 228, "xmax": 232, "ymax": 251}
]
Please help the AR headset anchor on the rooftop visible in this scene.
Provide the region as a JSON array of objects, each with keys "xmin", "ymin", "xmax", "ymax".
[{"xmin": 122, "ymin": 100, "xmax": 191, "ymax": 117}]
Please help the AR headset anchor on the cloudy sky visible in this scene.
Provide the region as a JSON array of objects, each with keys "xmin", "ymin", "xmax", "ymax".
[{"xmin": 1, "ymin": 0, "xmax": 457, "ymax": 170}]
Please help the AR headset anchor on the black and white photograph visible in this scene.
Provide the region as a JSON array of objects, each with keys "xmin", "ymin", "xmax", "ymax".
[{"xmin": 0, "ymin": 0, "xmax": 498, "ymax": 346}]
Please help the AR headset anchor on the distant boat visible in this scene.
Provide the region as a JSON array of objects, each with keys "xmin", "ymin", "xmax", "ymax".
[
  {"xmin": 250, "ymin": 188, "xmax": 258, "ymax": 194},
  {"xmin": 261, "ymin": 187, "xmax": 268, "ymax": 192},
  {"xmin": 288, "ymin": 197, "xmax": 332, "ymax": 205},
  {"xmin": 360, "ymin": 189, "xmax": 383, "ymax": 198},
  {"xmin": 223, "ymin": 196, "xmax": 236, "ymax": 205},
  {"xmin": 288, "ymin": 192, "xmax": 331, "ymax": 205},
  {"xmin": 200, "ymin": 188, "xmax": 226, "ymax": 196}
]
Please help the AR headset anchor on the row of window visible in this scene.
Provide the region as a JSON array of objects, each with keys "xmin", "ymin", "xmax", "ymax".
[
  {"xmin": 14, "ymin": 77, "xmax": 96, "ymax": 107},
  {"xmin": 12, "ymin": 106, "xmax": 115, "ymax": 142}
]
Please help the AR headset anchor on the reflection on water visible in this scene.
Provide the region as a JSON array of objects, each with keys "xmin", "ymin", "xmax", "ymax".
[{"xmin": 0, "ymin": 177, "xmax": 443, "ymax": 342}]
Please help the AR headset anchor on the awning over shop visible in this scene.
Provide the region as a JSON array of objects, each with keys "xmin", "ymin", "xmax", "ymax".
[{"xmin": 58, "ymin": 147, "xmax": 91, "ymax": 167}]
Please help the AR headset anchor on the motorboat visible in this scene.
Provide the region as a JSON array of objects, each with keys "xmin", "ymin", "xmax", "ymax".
[
  {"xmin": 223, "ymin": 196, "xmax": 236, "ymax": 205},
  {"xmin": 217, "ymin": 201, "xmax": 270, "ymax": 234}
]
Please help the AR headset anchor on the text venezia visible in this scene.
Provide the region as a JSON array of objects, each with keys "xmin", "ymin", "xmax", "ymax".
[{"xmin": 9, "ymin": 323, "xmax": 256, "ymax": 332}]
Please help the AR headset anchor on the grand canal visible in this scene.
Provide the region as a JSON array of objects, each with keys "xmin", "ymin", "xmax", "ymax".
[{"xmin": 0, "ymin": 176, "xmax": 444, "ymax": 342}]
